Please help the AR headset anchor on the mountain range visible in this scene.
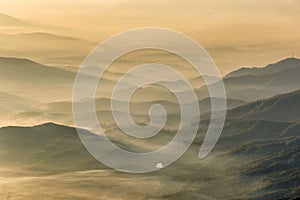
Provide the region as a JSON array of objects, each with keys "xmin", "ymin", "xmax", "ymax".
[
  {"xmin": 0, "ymin": 87, "xmax": 299, "ymax": 199},
  {"xmin": 0, "ymin": 56, "xmax": 299, "ymax": 129},
  {"xmin": 1, "ymin": 56, "xmax": 299, "ymax": 101},
  {"xmin": 0, "ymin": 56, "xmax": 299, "ymax": 199}
]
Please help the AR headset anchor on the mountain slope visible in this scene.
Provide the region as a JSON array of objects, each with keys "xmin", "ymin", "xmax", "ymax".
[
  {"xmin": 0, "ymin": 31, "xmax": 96, "ymax": 66},
  {"xmin": 0, "ymin": 13, "xmax": 28, "ymax": 27},
  {"xmin": 226, "ymin": 57, "xmax": 300, "ymax": 78},
  {"xmin": 0, "ymin": 91, "xmax": 39, "ymax": 116},
  {"xmin": 0, "ymin": 57, "xmax": 76, "ymax": 102},
  {"xmin": 0, "ymin": 98, "xmax": 299, "ymax": 199},
  {"xmin": 227, "ymin": 90, "xmax": 300, "ymax": 122},
  {"xmin": 198, "ymin": 58, "xmax": 300, "ymax": 102},
  {"xmin": 0, "ymin": 57, "xmax": 119, "ymax": 102},
  {"xmin": 0, "ymin": 123, "xmax": 143, "ymax": 174}
]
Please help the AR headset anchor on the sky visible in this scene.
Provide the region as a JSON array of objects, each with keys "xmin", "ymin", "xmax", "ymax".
[{"xmin": 0, "ymin": 0, "xmax": 300, "ymax": 74}]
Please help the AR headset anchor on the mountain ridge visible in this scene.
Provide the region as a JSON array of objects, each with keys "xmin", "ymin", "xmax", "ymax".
[
  {"xmin": 227, "ymin": 89, "xmax": 300, "ymax": 122},
  {"xmin": 225, "ymin": 57, "xmax": 300, "ymax": 78},
  {"xmin": 197, "ymin": 57, "xmax": 300, "ymax": 102}
]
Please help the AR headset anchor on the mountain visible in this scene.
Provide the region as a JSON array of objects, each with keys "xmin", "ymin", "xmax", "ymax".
[
  {"xmin": 3, "ymin": 56, "xmax": 298, "ymax": 104},
  {"xmin": 36, "ymin": 96, "xmax": 244, "ymax": 114},
  {"xmin": 0, "ymin": 91, "xmax": 39, "ymax": 116},
  {"xmin": 198, "ymin": 57, "xmax": 300, "ymax": 102},
  {"xmin": 0, "ymin": 57, "xmax": 299, "ymax": 199},
  {"xmin": 0, "ymin": 94, "xmax": 299, "ymax": 199},
  {"xmin": 190, "ymin": 91, "xmax": 300, "ymax": 199},
  {"xmin": 2, "ymin": 96, "xmax": 243, "ymax": 128},
  {"xmin": 0, "ymin": 13, "xmax": 28, "ymax": 27},
  {"xmin": 0, "ymin": 56, "xmax": 74, "ymax": 81},
  {"xmin": 0, "ymin": 57, "xmax": 120, "ymax": 102},
  {"xmin": 220, "ymin": 120, "xmax": 300, "ymax": 199},
  {"xmin": 226, "ymin": 57, "xmax": 300, "ymax": 78},
  {"xmin": 0, "ymin": 32, "xmax": 96, "ymax": 66},
  {"xmin": 0, "ymin": 123, "xmax": 143, "ymax": 174},
  {"xmin": 227, "ymin": 90, "xmax": 300, "ymax": 122},
  {"xmin": 198, "ymin": 93, "xmax": 300, "ymax": 198},
  {"xmin": 9, "ymin": 32, "xmax": 95, "ymax": 45},
  {"xmin": 0, "ymin": 57, "xmax": 76, "ymax": 102},
  {"xmin": 0, "ymin": 123, "xmax": 95, "ymax": 172},
  {"xmin": 120, "ymin": 57, "xmax": 300, "ymax": 104},
  {"xmin": 0, "ymin": 57, "xmax": 206, "ymax": 103}
]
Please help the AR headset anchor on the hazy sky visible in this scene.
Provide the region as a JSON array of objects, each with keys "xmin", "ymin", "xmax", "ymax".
[{"xmin": 0, "ymin": 0, "xmax": 300, "ymax": 74}]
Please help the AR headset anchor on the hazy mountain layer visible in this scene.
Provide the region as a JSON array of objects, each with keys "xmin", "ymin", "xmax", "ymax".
[
  {"xmin": 0, "ymin": 92, "xmax": 39, "ymax": 116},
  {"xmin": 1, "ymin": 56, "xmax": 299, "ymax": 104}
]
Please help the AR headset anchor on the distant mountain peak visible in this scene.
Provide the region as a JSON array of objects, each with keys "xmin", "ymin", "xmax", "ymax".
[{"xmin": 269, "ymin": 57, "xmax": 300, "ymax": 65}]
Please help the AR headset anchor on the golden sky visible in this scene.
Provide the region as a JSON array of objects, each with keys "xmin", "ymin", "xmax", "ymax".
[{"xmin": 0, "ymin": 0, "xmax": 300, "ymax": 74}]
